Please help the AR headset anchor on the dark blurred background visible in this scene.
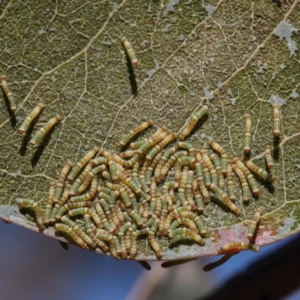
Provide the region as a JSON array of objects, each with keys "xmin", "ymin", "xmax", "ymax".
[{"xmin": 1, "ymin": 221, "xmax": 299, "ymax": 300}]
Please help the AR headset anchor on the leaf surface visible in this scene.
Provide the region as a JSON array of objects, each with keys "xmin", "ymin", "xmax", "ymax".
[{"xmin": 0, "ymin": 0, "xmax": 300, "ymax": 260}]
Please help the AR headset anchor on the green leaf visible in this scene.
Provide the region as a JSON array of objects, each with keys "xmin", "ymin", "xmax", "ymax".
[{"xmin": 0, "ymin": 0, "xmax": 300, "ymax": 261}]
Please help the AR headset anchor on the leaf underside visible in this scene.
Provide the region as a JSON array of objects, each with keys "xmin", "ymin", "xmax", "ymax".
[{"xmin": 0, "ymin": 0, "xmax": 300, "ymax": 261}]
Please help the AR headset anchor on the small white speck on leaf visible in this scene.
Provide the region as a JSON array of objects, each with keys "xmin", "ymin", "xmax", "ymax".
[
  {"xmin": 166, "ymin": 0, "xmax": 180, "ymax": 13},
  {"xmin": 287, "ymin": 39, "xmax": 298, "ymax": 56},
  {"xmin": 101, "ymin": 38, "xmax": 112, "ymax": 46},
  {"xmin": 178, "ymin": 34, "xmax": 185, "ymax": 41},
  {"xmin": 273, "ymin": 20, "xmax": 298, "ymax": 57},
  {"xmin": 269, "ymin": 94, "xmax": 287, "ymax": 106},
  {"xmin": 290, "ymin": 91, "xmax": 299, "ymax": 99},
  {"xmin": 162, "ymin": 24, "xmax": 171, "ymax": 33},
  {"xmin": 274, "ymin": 20, "xmax": 297, "ymax": 40},
  {"xmin": 112, "ymin": 2, "xmax": 118, "ymax": 10},
  {"xmin": 141, "ymin": 40, "xmax": 148, "ymax": 48},
  {"xmin": 203, "ymin": 86, "xmax": 214, "ymax": 104},
  {"xmin": 277, "ymin": 209, "xmax": 295, "ymax": 237},
  {"xmin": 211, "ymin": 115, "xmax": 217, "ymax": 121},
  {"xmin": 147, "ymin": 60, "xmax": 160, "ymax": 76},
  {"xmin": 38, "ymin": 28, "xmax": 45, "ymax": 35},
  {"xmin": 279, "ymin": 63, "xmax": 286, "ymax": 69},
  {"xmin": 230, "ymin": 98, "xmax": 237, "ymax": 105},
  {"xmin": 203, "ymin": 5, "xmax": 215, "ymax": 16}
]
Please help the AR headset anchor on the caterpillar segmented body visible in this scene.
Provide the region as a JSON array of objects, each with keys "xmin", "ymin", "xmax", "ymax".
[
  {"xmin": 218, "ymin": 242, "xmax": 259, "ymax": 254},
  {"xmin": 0, "ymin": 75, "xmax": 16, "ymax": 111},
  {"xmin": 244, "ymin": 114, "xmax": 251, "ymax": 154},
  {"xmin": 121, "ymin": 37, "xmax": 138, "ymax": 67},
  {"xmin": 247, "ymin": 208, "xmax": 262, "ymax": 241},
  {"xmin": 19, "ymin": 103, "xmax": 45, "ymax": 134},
  {"xmin": 30, "ymin": 115, "xmax": 62, "ymax": 146},
  {"xmin": 179, "ymin": 105, "xmax": 208, "ymax": 140},
  {"xmin": 273, "ymin": 104, "xmax": 280, "ymax": 137}
]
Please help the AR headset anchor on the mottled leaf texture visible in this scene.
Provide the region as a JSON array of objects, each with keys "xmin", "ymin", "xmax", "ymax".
[{"xmin": 0, "ymin": 0, "xmax": 299, "ymax": 261}]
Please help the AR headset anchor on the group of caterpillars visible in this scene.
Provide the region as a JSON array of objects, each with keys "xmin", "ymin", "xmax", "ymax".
[
  {"xmin": 15, "ymin": 103, "xmax": 280, "ymax": 269},
  {"xmin": 1, "ymin": 76, "xmax": 62, "ymax": 146},
  {"xmin": 2, "ymin": 37, "xmax": 280, "ymax": 269}
]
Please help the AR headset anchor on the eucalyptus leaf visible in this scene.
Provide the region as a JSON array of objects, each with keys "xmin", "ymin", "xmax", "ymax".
[{"xmin": 0, "ymin": 0, "xmax": 299, "ymax": 261}]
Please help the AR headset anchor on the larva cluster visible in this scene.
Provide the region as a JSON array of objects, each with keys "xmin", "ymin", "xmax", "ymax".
[{"xmin": 16, "ymin": 106, "xmax": 274, "ymax": 261}]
